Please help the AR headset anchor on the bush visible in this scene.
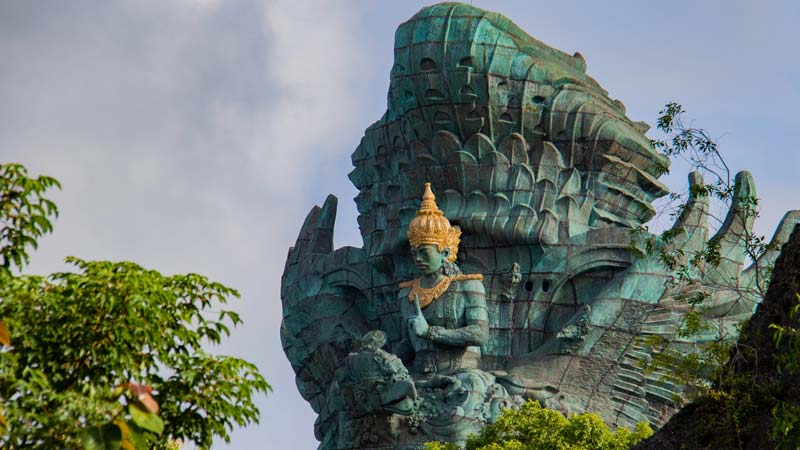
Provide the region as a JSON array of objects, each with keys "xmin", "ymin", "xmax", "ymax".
[{"xmin": 425, "ymin": 401, "xmax": 652, "ymax": 450}]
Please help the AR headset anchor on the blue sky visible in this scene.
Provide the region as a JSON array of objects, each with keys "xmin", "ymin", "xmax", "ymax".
[{"xmin": 1, "ymin": 1, "xmax": 798, "ymax": 448}]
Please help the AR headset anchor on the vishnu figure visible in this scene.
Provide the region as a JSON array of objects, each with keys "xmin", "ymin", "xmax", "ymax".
[
  {"xmin": 396, "ymin": 183, "xmax": 488, "ymax": 374},
  {"xmin": 393, "ymin": 184, "xmax": 519, "ymax": 442}
]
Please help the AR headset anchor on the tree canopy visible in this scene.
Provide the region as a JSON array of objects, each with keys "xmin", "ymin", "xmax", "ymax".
[
  {"xmin": 0, "ymin": 163, "xmax": 269, "ymax": 449},
  {"xmin": 424, "ymin": 401, "xmax": 652, "ymax": 450}
]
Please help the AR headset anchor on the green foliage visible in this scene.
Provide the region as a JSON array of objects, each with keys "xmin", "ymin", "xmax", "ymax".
[
  {"xmin": 633, "ymin": 104, "xmax": 777, "ymax": 404},
  {"xmin": 769, "ymin": 293, "xmax": 800, "ymax": 448},
  {"xmin": 0, "ymin": 258, "xmax": 269, "ymax": 449},
  {"xmin": 771, "ymin": 401, "xmax": 800, "ymax": 449},
  {"xmin": 424, "ymin": 401, "xmax": 652, "ymax": 450},
  {"xmin": 650, "ymin": 104, "xmax": 774, "ymax": 288},
  {"xmin": 0, "ymin": 163, "xmax": 60, "ymax": 275},
  {"xmin": 635, "ymin": 105, "xmax": 800, "ymax": 447},
  {"xmin": 651, "ymin": 102, "xmax": 728, "ymax": 189},
  {"xmin": 0, "ymin": 163, "xmax": 269, "ymax": 449},
  {"xmin": 770, "ymin": 294, "xmax": 800, "ymax": 376},
  {"xmin": 81, "ymin": 423, "xmax": 122, "ymax": 450}
]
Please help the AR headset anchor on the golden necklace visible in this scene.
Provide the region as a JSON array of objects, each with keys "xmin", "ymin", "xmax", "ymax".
[
  {"xmin": 399, "ymin": 274, "xmax": 483, "ymax": 309},
  {"xmin": 402, "ymin": 276, "xmax": 454, "ymax": 309}
]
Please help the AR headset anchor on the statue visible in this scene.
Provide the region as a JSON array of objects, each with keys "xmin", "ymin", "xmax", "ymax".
[
  {"xmin": 280, "ymin": 3, "xmax": 800, "ymax": 449},
  {"xmin": 398, "ymin": 183, "xmax": 521, "ymax": 444},
  {"xmin": 331, "ymin": 184, "xmax": 521, "ymax": 448},
  {"xmin": 396, "ymin": 182, "xmax": 487, "ymax": 373}
]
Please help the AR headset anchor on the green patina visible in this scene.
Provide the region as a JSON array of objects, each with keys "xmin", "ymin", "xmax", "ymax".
[{"xmin": 280, "ymin": 3, "xmax": 799, "ymax": 449}]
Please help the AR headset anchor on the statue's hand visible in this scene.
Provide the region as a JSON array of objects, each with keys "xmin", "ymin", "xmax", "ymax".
[{"xmin": 408, "ymin": 294, "xmax": 429, "ymax": 337}]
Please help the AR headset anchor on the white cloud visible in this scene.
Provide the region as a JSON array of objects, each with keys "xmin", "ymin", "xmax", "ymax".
[
  {"xmin": 0, "ymin": 1, "xmax": 372, "ymax": 448},
  {"xmin": 178, "ymin": 0, "xmax": 223, "ymax": 9},
  {"xmin": 252, "ymin": 0, "xmax": 371, "ymax": 195}
]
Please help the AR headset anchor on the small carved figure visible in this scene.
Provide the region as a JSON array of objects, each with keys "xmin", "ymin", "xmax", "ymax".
[
  {"xmin": 342, "ymin": 330, "xmax": 417, "ymax": 417},
  {"xmin": 500, "ymin": 262, "xmax": 522, "ymax": 301},
  {"xmin": 338, "ymin": 330, "xmax": 419, "ymax": 448}
]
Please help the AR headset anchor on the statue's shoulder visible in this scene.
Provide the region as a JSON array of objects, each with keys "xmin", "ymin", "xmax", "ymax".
[
  {"xmin": 398, "ymin": 279, "xmax": 414, "ymax": 290},
  {"xmin": 451, "ymin": 273, "xmax": 485, "ymax": 292},
  {"xmin": 397, "ymin": 279, "xmax": 414, "ymax": 301}
]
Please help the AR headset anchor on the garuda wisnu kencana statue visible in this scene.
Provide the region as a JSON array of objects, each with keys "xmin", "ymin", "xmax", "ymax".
[{"xmin": 280, "ymin": 3, "xmax": 799, "ymax": 449}]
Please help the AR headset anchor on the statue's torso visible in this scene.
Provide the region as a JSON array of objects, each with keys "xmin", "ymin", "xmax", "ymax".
[{"xmin": 399, "ymin": 278, "xmax": 482, "ymax": 374}]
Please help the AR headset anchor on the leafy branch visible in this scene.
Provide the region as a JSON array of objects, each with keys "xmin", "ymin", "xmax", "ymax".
[
  {"xmin": 632, "ymin": 104, "xmax": 776, "ymax": 408},
  {"xmin": 0, "ymin": 163, "xmax": 60, "ymax": 275}
]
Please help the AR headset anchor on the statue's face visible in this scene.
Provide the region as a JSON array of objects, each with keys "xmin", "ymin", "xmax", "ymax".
[{"xmin": 411, "ymin": 244, "xmax": 449, "ymax": 276}]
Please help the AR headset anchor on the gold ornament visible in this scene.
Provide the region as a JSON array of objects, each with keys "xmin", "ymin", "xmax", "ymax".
[
  {"xmin": 399, "ymin": 274, "xmax": 484, "ymax": 309},
  {"xmin": 407, "ymin": 182, "xmax": 461, "ymax": 262}
]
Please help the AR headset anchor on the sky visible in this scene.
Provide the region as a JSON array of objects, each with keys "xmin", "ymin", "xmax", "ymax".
[{"xmin": 1, "ymin": 1, "xmax": 798, "ymax": 449}]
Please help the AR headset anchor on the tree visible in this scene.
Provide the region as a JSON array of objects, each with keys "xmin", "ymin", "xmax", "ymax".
[
  {"xmin": 627, "ymin": 102, "xmax": 778, "ymax": 401},
  {"xmin": 625, "ymin": 104, "xmax": 800, "ymax": 448},
  {"xmin": 424, "ymin": 401, "xmax": 652, "ymax": 450},
  {"xmin": 0, "ymin": 163, "xmax": 269, "ymax": 449}
]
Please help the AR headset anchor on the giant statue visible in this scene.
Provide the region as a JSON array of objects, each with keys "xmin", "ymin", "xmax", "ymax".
[{"xmin": 280, "ymin": 3, "xmax": 799, "ymax": 449}]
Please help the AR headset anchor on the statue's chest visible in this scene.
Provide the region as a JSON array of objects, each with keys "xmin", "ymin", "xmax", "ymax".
[{"xmin": 422, "ymin": 289, "xmax": 464, "ymax": 329}]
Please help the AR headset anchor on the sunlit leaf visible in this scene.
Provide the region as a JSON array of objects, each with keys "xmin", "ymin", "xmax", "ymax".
[{"xmin": 129, "ymin": 404, "xmax": 164, "ymax": 435}]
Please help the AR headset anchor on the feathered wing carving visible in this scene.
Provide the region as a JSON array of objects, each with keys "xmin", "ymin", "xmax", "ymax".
[
  {"xmin": 281, "ymin": 196, "xmax": 372, "ymax": 448},
  {"xmin": 504, "ymin": 171, "xmax": 800, "ymax": 428},
  {"xmin": 349, "ymin": 3, "xmax": 671, "ymax": 266}
]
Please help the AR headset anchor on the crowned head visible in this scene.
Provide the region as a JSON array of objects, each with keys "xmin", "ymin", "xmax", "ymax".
[{"xmin": 407, "ymin": 183, "xmax": 460, "ymax": 263}]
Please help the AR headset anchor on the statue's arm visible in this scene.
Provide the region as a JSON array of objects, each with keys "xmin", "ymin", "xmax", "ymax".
[{"xmin": 426, "ymin": 279, "xmax": 489, "ymax": 347}]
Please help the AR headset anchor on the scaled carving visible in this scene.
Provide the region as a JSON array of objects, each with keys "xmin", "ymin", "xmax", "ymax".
[{"xmin": 280, "ymin": 3, "xmax": 800, "ymax": 449}]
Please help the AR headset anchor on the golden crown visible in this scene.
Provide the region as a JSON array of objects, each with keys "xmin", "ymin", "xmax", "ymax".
[{"xmin": 407, "ymin": 183, "xmax": 460, "ymax": 262}]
